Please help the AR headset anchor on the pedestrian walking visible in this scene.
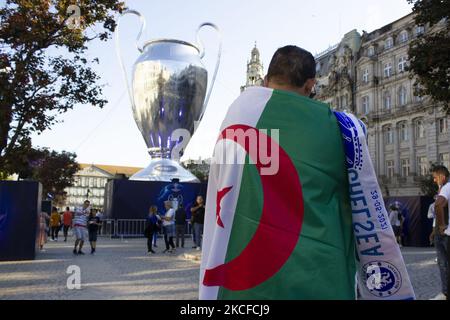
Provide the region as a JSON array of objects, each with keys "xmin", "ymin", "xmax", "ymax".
[
  {"xmin": 50, "ymin": 207, "xmax": 60, "ymax": 241},
  {"xmin": 175, "ymin": 203, "xmax": 187, "ymax": 248},
  {"xmin": 88, "ymin": 209, "xmax": 100, "ymax": 254},
  {"xmin": 73, "ymin": 200, "xmax": 90, "ymax": 255},
  {"xmin": 191, "ymin": 196, "xmax": 205, "ymax": 250},
  {"xmin": 62, "ymin": 207, "xmax": 72, "ymax": 242},
  {"xmin": 144, "ymin": 206, "xmax": 160, "ymax": 254},
  {"xmin": 162, "ymin": 201, "xmax": 176, "ymax": 253}
]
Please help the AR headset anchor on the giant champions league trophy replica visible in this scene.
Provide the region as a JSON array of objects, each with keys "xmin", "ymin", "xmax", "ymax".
[{"xmin": 115, "ymin": 10, "xmax": 221, "ymax": 182}]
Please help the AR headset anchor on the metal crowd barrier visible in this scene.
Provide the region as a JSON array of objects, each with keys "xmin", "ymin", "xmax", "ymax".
[{"xmin": 97, "ymin": 219, "xmax": 194, "ymax": 239}]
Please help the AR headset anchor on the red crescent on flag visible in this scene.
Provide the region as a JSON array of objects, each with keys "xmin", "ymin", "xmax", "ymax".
[
  {"xmin": 216, "ymin": 186, "xmax": 233, "ymax": 228},
  {"xmin": 203, "ymin": 124, "xmax": 304, "ymax": 291}
]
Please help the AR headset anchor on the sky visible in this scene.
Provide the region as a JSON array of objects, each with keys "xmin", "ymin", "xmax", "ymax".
[{"xmin": 30, "ymin": 0, "xmax": 414, "ymax": 168}]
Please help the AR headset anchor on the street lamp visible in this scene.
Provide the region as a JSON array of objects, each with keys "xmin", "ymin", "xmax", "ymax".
[{"xmin": 86, "ymin": 188, "xmax": 91, "ymax": 200}]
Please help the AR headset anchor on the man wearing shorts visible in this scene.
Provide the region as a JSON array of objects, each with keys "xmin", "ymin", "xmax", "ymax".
[{"xmin": 73, "ymin": 200, "xmax": 90, "ymax": 255}]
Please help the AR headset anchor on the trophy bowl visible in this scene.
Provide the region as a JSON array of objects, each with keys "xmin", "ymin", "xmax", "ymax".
[{"xmin": 115, "ymin": 11, "xmax": 221, "ymax": 182}]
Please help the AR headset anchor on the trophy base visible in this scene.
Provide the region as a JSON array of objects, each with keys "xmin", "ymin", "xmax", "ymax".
[{"xmin": 130, "ymin": 158, "xmax": 200, "ymax": 183}]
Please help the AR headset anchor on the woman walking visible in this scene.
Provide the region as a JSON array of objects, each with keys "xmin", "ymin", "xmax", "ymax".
[
  {"xmin": 144, "ymin": 206, "xmax": 160, "ymax": 254},
  {"xmin": 38, "ymin": 211, "xmax": 49, "ymax": 251}
]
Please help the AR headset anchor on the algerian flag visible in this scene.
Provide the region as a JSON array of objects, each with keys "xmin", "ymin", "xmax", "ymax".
[{"xmin": 199, "ymin": 86, "xmax": 357, "ymax": 299}]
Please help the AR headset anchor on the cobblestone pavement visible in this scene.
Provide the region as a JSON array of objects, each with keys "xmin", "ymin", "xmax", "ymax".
[
  {"xmin": 0, "ymin": 236, "xmax": 200, "ymax": 300},
  {"xmin": 0, "ymin": 236, "xmax": 442, "ymax": 300},
  {"xmin": 401, "ymin": 246, "xmax": 442, "ymax": 300}
]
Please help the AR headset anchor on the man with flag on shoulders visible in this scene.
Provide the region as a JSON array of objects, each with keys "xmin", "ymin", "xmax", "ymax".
[{"xmin": 199, "ymin": 45, "xmax": 415, "ymax": 300}]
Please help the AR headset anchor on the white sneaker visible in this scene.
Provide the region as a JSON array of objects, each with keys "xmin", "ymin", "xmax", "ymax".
[
  {"xmin": 430, "ymin": 293, "xmax": 447, "ymax": 300},
  {"xmin": 196, "ymin": 247, "xmax": 201, "ymax": 251}
]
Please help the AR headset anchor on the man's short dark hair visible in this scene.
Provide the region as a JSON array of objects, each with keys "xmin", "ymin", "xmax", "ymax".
[
  {"xmin": 84, "ymin": 200, "xmax": 90, "ymax": 204},
  {"xmin": 432, "ymin": 165, "xmax": 449, "ymax": 178},
  {"xmin": 267, "ymin": 45, "xmax": 316, "ymax": 88}
]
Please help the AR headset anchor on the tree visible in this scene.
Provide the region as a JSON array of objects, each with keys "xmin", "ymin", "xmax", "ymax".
[
  {"xmin": 408, "ymin": 0, "xmax": 450, "ymax": 111},
  {"xmin": 0, "ymin": 0, "xmax": 124, "ymax": 175},
  {"xmin": 18, "ymin": 147, "xmax": 79, "ymax": 202},
  {"xmin": 191, "ymin": 169, "xmax": 208, "ymax": 182}
]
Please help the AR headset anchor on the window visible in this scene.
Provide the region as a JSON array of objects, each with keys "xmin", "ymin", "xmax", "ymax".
[
  {"xmin": 384, "ymin": 126, "xmax": 393, "ymax": 144},
  {"xmin": 399, "ymin": 86, "xmax": 407, "ymax": 106},
  {"xmin": 401, "ymin": 159, "xmax": 410, "ymax": 177},
  {"xmin": 362, "ymin": 96, "xmax": 369, "ymax": 114},
  {"xmin": 440, "ymin": 153, "xmax": 450, "ymax": 169},
  {"xmin": 383, "ymin": 91, "xmax": 391, "ymax": 110},
  {"xmin": 368, "ymin": 46, "xmax": 375, "ymax": 57},
  {"xmin": 415, "ymin": 25, "xmax": 425, "ymax": 36},
  {"xmin": 415, "ymin": 119, "xmax": 426, "ymax": 139},
  {"xmin": 399, "ymin": 31, "xmax": 409, "ymax": 43},
  {"xmin": 386, "ymin": 160, "xmax": 395, "ymax": 178},
  {"xmin": 439, "ymin": 118, "xmax": 448, "ymax": 134},
  {"xmin": 362, "ymin": 68, "xmax": 369, "ymax": 83},
  {"xmin": 417, "ymin": 156, "xmax": 428, "ymax": 176},
  {"xmin": 89, "ymin": 177, "xmax": 94, "ymax": 187},
  {"xmin": 399, "ymin": 122, "xmax": 409, "ymax": 141},
  {"xmin": 385, "ymin": 37, "xmax": 394, "ymax": 50},
  {"xmin": 81, "ymin": 177, "xmax": 87, "ymax": 186},
  {"xmin": 398, "ymin": 56, "xmax": 408, "ymax": 73},
  {"xmin": 384, "ymin": 62, "xmax": 393, "ymax": 78}
]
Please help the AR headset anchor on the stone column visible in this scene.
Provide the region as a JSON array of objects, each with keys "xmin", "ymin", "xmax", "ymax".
[
  {"xmin": 379, "ymin": 125, "xmax": 385, "ymax": 176},
  {"xmin": 394, "ymin": 123, "xmax": 400, "ymax": 176},
  {"xmin": 409, "ymin": 120, "xmax": 416, "ymax": 175}
]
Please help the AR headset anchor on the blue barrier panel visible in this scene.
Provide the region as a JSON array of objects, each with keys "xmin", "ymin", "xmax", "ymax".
[
  {"xmin": 0, "ymin": 181, "xmax": 42, "ymax": 261},
  {"xmin": 104, "ymin": 179, "xmax": 207, "ymax": 219}
]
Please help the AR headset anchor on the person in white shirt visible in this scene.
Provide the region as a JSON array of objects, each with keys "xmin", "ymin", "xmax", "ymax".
[
  {"xmin": 72, "ymin": 200, "xmax": 90, "ymax": 255},
  {"xmin": 389, "ymin": 205, "xmax": 403, "ymax": 246},
  {"xmin": 428, "ymin": 196, "xmax": 437, "ymax": 245},
  {"xmin": 161, "ymin": 201, "xmax": 176, "ymax": 253},
  {"xmin": 431, "ymin": 165, "xmax": 450, "ymax": 300}
]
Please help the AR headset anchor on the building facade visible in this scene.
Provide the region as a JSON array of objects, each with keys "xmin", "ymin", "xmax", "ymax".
[
  {"xmin": 354, "ymin": 14, "xmax": 448, "ymax": 197},
  {"xmin": 248, "ymin": 13, "xmax": 448, "ymax": 197},
  {"xmin": 64, "ymin": 164, "xmax": 142, "ymax": 209}
]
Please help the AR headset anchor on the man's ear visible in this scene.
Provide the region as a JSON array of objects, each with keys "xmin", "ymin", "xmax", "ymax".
[{"xmin": 304, "ymin": 78, "xmax": 316, "ymax": 95}]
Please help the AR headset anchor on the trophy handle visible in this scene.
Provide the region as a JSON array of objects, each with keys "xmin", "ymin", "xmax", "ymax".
[
  {"xmin": 115, "ymin": 10, "xmax": 146, "ymax": 108},
  {"xmin": 196, "ymin": 23, "xmax": 222, "ymax": 121}
]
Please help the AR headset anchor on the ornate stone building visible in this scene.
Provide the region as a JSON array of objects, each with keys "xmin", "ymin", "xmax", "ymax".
[
  {"xmin": 246, "ymin": 13, "xmax": 449, "ymax": 197},
  {"xmin": 64, "ymin": 164, "xmax": 142, "ymax": 209},
  {"xmin": 354, "ymin": 14, "xmax": 448, "ymax": 197},
  {"xmin": 241, "ymin": 43, "xmax": 264, "ymax": 92},
  {"xmin": 316, "ymin": 13, "xmax": 449, "ymax": 196}
]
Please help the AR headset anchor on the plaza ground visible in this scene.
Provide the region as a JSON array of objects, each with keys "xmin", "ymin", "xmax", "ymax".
[{"xmin": 0, "ymin": 236, "xmax": 442, "ymax": 300}]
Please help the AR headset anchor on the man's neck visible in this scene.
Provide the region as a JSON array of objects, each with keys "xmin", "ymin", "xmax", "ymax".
[{"xmin": 266, "ymin": 82, "xmax": 308, "ymax": 97}]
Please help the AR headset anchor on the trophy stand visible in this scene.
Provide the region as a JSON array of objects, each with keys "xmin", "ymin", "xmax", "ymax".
[{"xmin": 130, "ymin": 158, "xmax": 200, "ymax": 182}]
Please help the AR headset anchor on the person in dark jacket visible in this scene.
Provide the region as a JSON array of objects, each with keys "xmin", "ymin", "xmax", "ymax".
[
  {"xmin": 191, "ymin": 195, "xmax": 205, "ymax": 250},
  {"xmin": 144, "ymin": 206, "xmax": 161, "ymax": 254},
  {"xmin": 175, "ymin": 203, "xmax": 187, "ymax": 248}
]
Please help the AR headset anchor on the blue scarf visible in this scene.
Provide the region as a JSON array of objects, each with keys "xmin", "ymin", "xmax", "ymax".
[{"xmin": 334, "ymin": 111, "xmax": 415, "ymax": 300}]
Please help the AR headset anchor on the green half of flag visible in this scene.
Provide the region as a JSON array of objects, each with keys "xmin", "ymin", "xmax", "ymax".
[{"xmin": 218, "ymin": 89, "xmax": 356, "ymax": 300}]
